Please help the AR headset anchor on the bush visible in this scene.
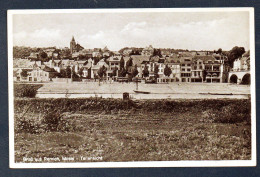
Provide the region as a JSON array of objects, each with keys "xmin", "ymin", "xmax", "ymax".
[
  {"xmin": 15, "ymin": 116, "xmax": 41, "ymax": 134},
  {"xmin": 14, "ymin": 84, "xmax": 43, "ymax": 98},
  {"xmin": 202, "ymin": 102, "xmax": 251, "ymax": 124},
  {"xmin": 42, "ymin": 111, "xmax": 62, "ymax": 131}
]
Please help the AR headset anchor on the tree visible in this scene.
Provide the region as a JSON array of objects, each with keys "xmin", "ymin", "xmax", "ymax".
[
  {"xmin": 228, "ymin": 46, "xmax": 246, "ymax": 67},
  {"xmin": 20, "ymin": 69, "xmax": 28, "ymax": 77},
  {"xmin": 131, "ymin": 64, "xmax": 139, "ymax": 77},
  {"xmin": 164, "ymin": 65, "xmax": 172, "ymax": 77},
  {"xmin": 59, "ymin": 69, "xmax": 67, "ymax": 78},
  {"xmin": 119, "ymin": 68, "xmax": 127, "ymax": 77},
  {"xmin": 120, "ymin": 56, "xmax": 125, "ymax": 70},
  {"xmin": 153, "ymin": 49, "xmax": 162, "ymax": 57},
  {"xmin": 94, "ymin": 58, "xmax": 100, "ymax": 65},
  {"xmin": 39, "ymin": 51, "xmax": 48, "ymax": 59},
  {"xmin": 126, "ymin": 57, "xmax": 133, "ymax": 70},
  {"xmin": 72, "ymin": 71, "xmax": 79, "ymax": 79},
  {"xmin": 98, "ymin": 65, "xmax": 107, "ymax": 79},
  {"xmin": 112, "ymin": 67, "xmax": 118, "ymax": 77},
  {"xmin": 142, "ymin": 65, "xmax": 149, "ymax": 78},
  {"xmin": 154, "ymin": 64, "xmax": 159, "ymax": 79},
  {"xmin": 217, "ymin": 48, "xmax": 222, "ymax": 54},
  {"xmin": 65, "ymin": 66, "xmax": 71, "ymax": 78}
]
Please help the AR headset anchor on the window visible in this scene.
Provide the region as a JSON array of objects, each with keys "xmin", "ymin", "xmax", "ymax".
[
  {"xmin": 182, "ymin": 68, "xmax": 185, "ymax": 71},
  {"xmin": 194, "ymin": 72, "xmax": 197, "ymax": 76},
  {"xmin": 181, "ymin": 64, "xmax": 185, "ymax": 66},
  {"xmin": 187, "ymin": 69, "xmax": 191, "ymax": 71},
  {"xmin": 187, "ymin": 64, "xmax": 191, "ymax": 66}
]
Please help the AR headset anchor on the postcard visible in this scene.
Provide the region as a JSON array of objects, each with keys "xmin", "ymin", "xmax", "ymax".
[{"xmin": 8, "ymin": 8, "xmax": 256, "ymax": 168}]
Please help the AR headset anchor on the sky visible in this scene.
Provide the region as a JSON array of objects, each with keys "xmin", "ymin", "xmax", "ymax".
[{"xmin": 12, "ymin": 11, "xmax": 250, "ymax": 51}]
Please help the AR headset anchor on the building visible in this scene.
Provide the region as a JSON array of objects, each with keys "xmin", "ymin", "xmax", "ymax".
[
  {"xmin": 191, "ymin": 57, "xmax": 204, "ymax": 82},
  {"xmin": 70, "ymin": 36, "xmax": 84, "ymax": 54},
  {"xmin": 141, "ymin": 45, "xmax": 154, "ymax": 56},
  {"xmin": 180, "ymin": 57, "xmax": 192, "ymax": 82}
]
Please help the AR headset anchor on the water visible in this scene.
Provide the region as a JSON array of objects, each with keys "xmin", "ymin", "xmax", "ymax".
[{"xmin": 36, "ymin": 93, "xmax": 249, "ymax": 99}]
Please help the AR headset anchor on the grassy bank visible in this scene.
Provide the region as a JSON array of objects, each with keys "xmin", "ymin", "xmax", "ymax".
[
  {"xmin": 14, "ymin": 84, "xmax": 43, "ymax": 98},
  {"xmin": 14, "ymin": 98, "xmax": 251, "ymax": 162}
]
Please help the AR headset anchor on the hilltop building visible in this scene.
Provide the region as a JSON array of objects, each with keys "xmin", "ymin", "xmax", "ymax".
[{"xmin": 70, "ymin": 36, "xmax": 84, "ymax": 54}]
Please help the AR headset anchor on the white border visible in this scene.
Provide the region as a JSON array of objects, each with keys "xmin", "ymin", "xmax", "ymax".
[{"xmin": 8, "ymin": 8, "xmax": 256, "ymax": 168}]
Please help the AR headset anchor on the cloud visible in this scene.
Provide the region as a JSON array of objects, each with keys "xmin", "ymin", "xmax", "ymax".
[
  {"xmin": 121, "ymin": 21, "xmax": 147, "ymax": 33},
  {"xmin": 30, "ymin": 28, "xmax": 61, "ymax": 39}
]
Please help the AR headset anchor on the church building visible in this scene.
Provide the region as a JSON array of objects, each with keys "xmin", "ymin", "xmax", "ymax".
[{"xmin": 70, "ymin": 36, "xmax": 84, "ymax": 54}]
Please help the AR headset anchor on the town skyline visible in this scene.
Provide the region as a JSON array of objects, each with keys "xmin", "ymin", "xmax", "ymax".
[{"xmin": 13, "ymin": 11, "xmax": 250, "ymax": 51}]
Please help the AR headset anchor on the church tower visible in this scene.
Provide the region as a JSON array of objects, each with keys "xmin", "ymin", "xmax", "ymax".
[{"xmin": 70, "ymin": 36, "xmax": 76, "ymax": 54}]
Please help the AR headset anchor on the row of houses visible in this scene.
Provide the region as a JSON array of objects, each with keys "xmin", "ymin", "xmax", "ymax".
[{"xmin": 13, "ymin": 53, "xmax": 226, "ymax": 83}]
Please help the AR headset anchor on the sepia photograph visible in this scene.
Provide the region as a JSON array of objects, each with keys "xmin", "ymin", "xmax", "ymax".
[{"xmin": 8, "ymin": 8, "xmax": 256, "ymax": 168}]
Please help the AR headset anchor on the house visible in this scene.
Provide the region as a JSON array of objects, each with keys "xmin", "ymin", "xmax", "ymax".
[
  {"xmin": 233, "ymin": 51, "xmax": 250, "ymax": 71},
  {"xmin": 107, "ymin": 56, "xmax": 121, "ymax": 77},
  {"xmin": 130, "ymin": 55, "xmax": 150, "ymax": 77},
  {"xmin": 141, "ymin": 45, "xmax": 154, "ymax": 56},
  {"xmin": 91, "ymin": 59, "xmax": 109, "ymax": 79},
  {"xmin": 28, "ymin": 52, "xmax": 39, "ymax": 59},
  {"xmin": 194, "ymin": 55, "xmax": 224, "ymax": 83},
  {"xmin": 43, "ymin": 48, "xmax": 56, "ymax": 57},
  {"xmin": 180, "ymin": 57, "xmax": 192, "ymax": 82},
  {"xmin": 190, "ymin": 57, "xmax": 204, "ymax": 82}
]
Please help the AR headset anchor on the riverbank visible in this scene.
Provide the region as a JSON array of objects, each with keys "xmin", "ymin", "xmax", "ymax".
[
  {"xmin": 14, "ymin": 98, "xmax": 251, "ymax": 162},
  {"xmin": 35, "ymin": 82, "xmax": 250, "ymax": 99}
]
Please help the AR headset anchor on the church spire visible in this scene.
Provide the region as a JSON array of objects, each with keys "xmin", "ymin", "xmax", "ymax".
[{"xmin": 71, "ymin": 36, "xmax": 75, "ymax": 42}]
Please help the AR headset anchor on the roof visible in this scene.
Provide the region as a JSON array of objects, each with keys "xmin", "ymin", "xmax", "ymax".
[
  {"xmin": 107, "ymin": 56, "xmax": 121, "ymax": 62},
  {"xmin": 13, "ymin": 59, "xmax": 34, "ymax": 68},
  {"xmin": 192, "ymin": 55, "xmax": 216, "ymax": 62},
  {"xmin": 43, "ymin": 66, "xmax": 57, "ymax": 72},
  {"xmin": 150, "ymin": 56, "xmax": 160, "ymax": 62},
  {"xmin": 242, "ymin": 51, "xmax": 250, "ymax": 57},
  {"xmin": 130, "ymin": 55, "xmax": 150, "ymax": 67}
]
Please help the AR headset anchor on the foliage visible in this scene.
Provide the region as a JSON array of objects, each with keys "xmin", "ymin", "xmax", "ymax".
[
  {"xmin": 120, "ymin": 56, "xmax": 125, "ymax": 70},
  {"xmin": 39, "ymin": 51, "xmax": 48, "ymax": 59},
  {"xmin": 131, "ymin": 65, "xmax": 139, "ymax": 77},
  {"xmin": 142, "ymin": 65, "xmax": 149, "ymax": 77},
  {"xmin": 14, "ymin": 84, "xmax": 43, "ymax": 98},
  {"xmin": 42, "ymin": 111, "xmax": 62, "ymax": 131},
  {"xmin": 13, "ymin": 46, "xmax": 37, "ymax": 58},
  {"xmin": 65, "ymin": 66, "xmax": 72, "ymax": 78},
  {"xmin": 227, "ymin": 46, "xmax": 246, "ymax": 67},
  {"xmin": 20, "ymin": 69, "xmax": 28, "ymax": 77},
  {"xmin": 14, "ymin": 98, "xmax": 251, "ymax": 162},
  {"xmin": 153, "ymin": 49, "xmax": 162, "ymax": 57},
  {"xmin": 154, "ymin": 64, "xmax": 159, "ymax": 79},
  {"xmin": 164, "ymin": 64, "xmax": 172, "ymax": 77},
  {"xmin": 217, "ymin": 48, "xmax": 222, "ymax": 54},
  {"xmin": 119, "ymin": 68, "xmax": 127, "ymax": 77},
  {"xmin": 126, "ymin": 57, "xmax": 133, "ymax": 70},
  {"xmin": 112, "ymin": 67, "xmax": 118, "ymax": 77},
  {"xmin": 97, "ymin": 65, "xmax": 107, "ymax": 78},
  {"xmin": 129, "ymin": 49, "xmax": 141, "ymax": 55}
]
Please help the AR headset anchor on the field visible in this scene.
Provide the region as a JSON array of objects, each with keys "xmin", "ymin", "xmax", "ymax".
[{"xmin": 14, "ymin": 98, "xmax": 251, "ymax": 162}]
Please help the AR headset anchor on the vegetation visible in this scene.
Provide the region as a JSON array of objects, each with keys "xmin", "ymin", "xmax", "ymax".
[
  {"xmin": 14, "ymin": 98, "xmax": 251, "ymax": 162},
  {"xmin": 142, "ymin": 65, "xmax": 149, "ymax": 77},
  {"xmin": 164, "ymin": 64, "xmax": 172, "ymax": 77},
  {"xmin": 14, "ymin": 84, "xmax": 43, "ymax": 98}
]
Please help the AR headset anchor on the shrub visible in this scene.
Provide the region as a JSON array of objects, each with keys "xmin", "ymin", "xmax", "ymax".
[
  {"xmin": 14, "ymin": 84, "xmax": 43, "ymax": 98},
  {"xmin": 15, "ymin": 116, "xmax": 41, "ymax": 134},
  {"xmin": 42, "ymin": 111, "xmax": 62, "ymax": 131},
  {"xmin": 205, "ymin": 102, "xmax": 251, "ymax": 124}
]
